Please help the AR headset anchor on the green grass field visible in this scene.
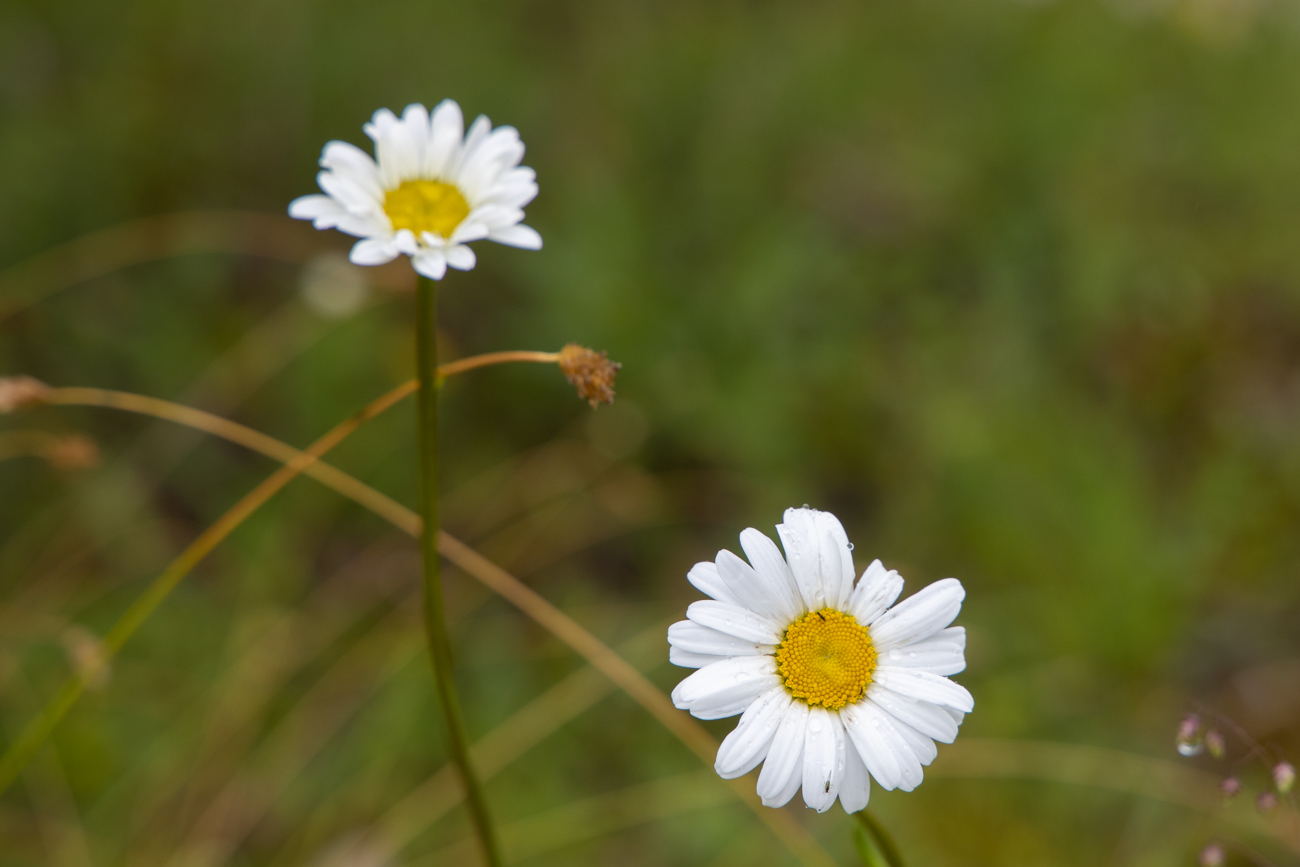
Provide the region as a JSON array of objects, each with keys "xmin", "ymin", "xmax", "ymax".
[{"xmin": 2, "ymin": 0, "xmax": 1299, "ymax": 864}]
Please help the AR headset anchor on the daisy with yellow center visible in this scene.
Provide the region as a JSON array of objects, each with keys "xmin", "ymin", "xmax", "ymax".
[
  {"xmin": 289, "ymin": 100, "xmax": 541, "ymax": 280},
  {"xmin": 669, "ymin": 507, "xmax": 972, "ymax": 813}
]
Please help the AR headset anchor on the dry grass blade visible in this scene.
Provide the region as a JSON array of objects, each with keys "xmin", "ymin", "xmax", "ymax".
[
  {"xmin": 8, "ymin": 382, "xmax": 837, "ymax": 867},
  {"xmin": 0, "ymin": 381, "xmax": 416, "ymax": 796}
]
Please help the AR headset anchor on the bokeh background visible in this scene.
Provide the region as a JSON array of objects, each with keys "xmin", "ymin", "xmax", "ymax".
[{"xmin": 3, "ymin": 0, "xmax": 1300, "ymax": 864}]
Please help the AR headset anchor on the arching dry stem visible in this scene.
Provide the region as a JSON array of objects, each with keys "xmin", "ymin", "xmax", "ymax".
[{"xmin": 0, "ymin": 377, "xmax": 832, "ymax": 867}]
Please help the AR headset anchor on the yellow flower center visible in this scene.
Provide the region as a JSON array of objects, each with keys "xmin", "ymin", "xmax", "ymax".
[
  {"xmin": 775, "ymin": 608, "xmax": 877, "ymax": 710},
  {"xmin": 383, "ymin": 179, "xmax": 470, "ymax": 239}
]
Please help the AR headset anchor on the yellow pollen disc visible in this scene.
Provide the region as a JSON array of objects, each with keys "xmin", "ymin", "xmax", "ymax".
[
  {"xmin": 383, "ymin": 179, "xmax": 470, "ymax": 239},
  {"xmin": 775, "ymin": 608, "xmax": 877, "ymax": 710}
]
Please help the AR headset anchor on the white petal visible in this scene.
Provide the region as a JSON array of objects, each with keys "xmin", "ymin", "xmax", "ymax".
[
  {"xmin": 715, "ymin": 687, "xmax": 791, "ymax": 779},
  {"xmin": 776, "ymin": 507, "xmax": 855, "ymax": 611},
  {"xmin": 884, "ymin": 706, "xmax": 938, "ymax": 766},
  {"xmin": 411, "ymin": 251, "xmax": 447, "ymax": 280},
  {"xmin": 392, "ymin": 229, "xmax": 419, "ymax": 256},
  {"xmin": 670, "ymin": 656, "xmax": 779, "ymax": 720},
  {"xmin": 320, "ymin": 141, "xmax": 384, "ymax": 200},
  {"xmin": 685, "ymin": 600, "xmax": 781, "ymax": 645},
  {"xmin": 877, "ymin": 627, "xmax": 966, "ymax": 676},
  {"xmin": 487, "ymin": 224, "xmax": 542, "ymax": 249},
  {"xmin": 333, "ymin": 213, "xmax": 390, "ymax": 239},
  {"xmin": 424, "ymin": 99, "xmax": 464, "ymax": 178},
  {"xmin": 445, "ymin": 244, "xmax": 476, "ymax": 271},
  {"xmin": 349, "ymin": 237, "xmax": 399, "ymax": 266},
  {"xmin": 289, "ymin": 194, "xmax": 345, "ymax": 222},
  {"xmin": 871, "ymin": 667, "xmax": 974, "ymax": 713},
  {"xmin": 756, "ymin": 702, "xmax": 809, "ymax": 807},
  {"xmin": 448, "ymin": 221, "xmax": 491, "ymax": 244},
  {"xmin": 739, "ymin": 528, "xmax": 804, "ymax": 621},
  {"xmin": 716, "ymin": 549, "xmax": 790, "ymax": 624},
  {"xmin": 801, "ymin": 706, "xmax": 846, "ymax": 812},
  {"xmin": 458, "ymin": 127, "xmax": 524, "ymax": 200},
  {"xmin": 838, "ymin": 731, "xmax": 871, "ymax": 813},
  {"xmin": 669, "ymin": 647, "xmax": 721, "ymax": 669},
  {"xmin": 869, "ymin": 579, "xmax": 965, "ymax": 651},
  {"xmin": 477, "ymin": 180, "xmax": 538, "ymax": 209},
  {"xmin": 841, "ymin": 701, "xmax": 924, "ymax": 792},
  {"xmin": 667, "ymin": 620, "xmax": 774, "ymax": 658},
  {"xmin": 466, "ymin": 204, "xmax": 525, "ymax": 230},
  {"xmin": 364, "ymin": 105, "xmax": 425, "ymax": 187},
  {"xmin": 687, "ymin": 561, "xmax": 741, "ymax": 606},
  {"xmin": 848, "ymin": 560, "xmax": 904, "ymax": 625},
  {"xmin": 319, "ymin": 170, "xmax": 382, "ymax": 212},
  {"xmin": 867, "ymin": 685, "xmax": 961, "ymax": 743},
  {"xmin": 448, "ymin": 114, "xmax": 492, "ymax": 180}
]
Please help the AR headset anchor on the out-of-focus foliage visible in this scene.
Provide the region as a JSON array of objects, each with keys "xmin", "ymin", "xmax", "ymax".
[{"xmin": 2, "ymin": 0, "xmax": 1299, "ymax": 864}]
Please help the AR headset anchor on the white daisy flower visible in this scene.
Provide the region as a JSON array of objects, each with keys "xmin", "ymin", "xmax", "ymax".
[
  {"xmin": 669, "ymin": 507, "xmax": 972, "ymax": 813},
  {"xmin": 289, "ymin": 100, "xmax": 541, "ymax": 280}
]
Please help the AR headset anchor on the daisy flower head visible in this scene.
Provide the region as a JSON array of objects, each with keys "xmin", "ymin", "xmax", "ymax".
[
  {"xmin": 669, "ymin": 507, "xmax": 972, "ymax": 813},
  {"xmin": 289, "ymin": 100, "xmax": 541, "ymax": 280}
]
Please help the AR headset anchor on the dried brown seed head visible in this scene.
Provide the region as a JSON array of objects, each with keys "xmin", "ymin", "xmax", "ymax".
[
  {"xmin": 558, "ymin": 343, "xmax": 621, "ymax": 407},
  {"xmin": 0, "ymin": 376, "xmax": 50, "ymax": 413}
]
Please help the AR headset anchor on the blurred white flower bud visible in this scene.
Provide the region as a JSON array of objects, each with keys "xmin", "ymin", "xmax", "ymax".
[{"xmin": 300, "ymin": 253, "xmax": 370, "ymax": 319}]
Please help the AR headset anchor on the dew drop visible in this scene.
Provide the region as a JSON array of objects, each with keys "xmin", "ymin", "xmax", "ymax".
[{"xmin": 847, "ymin": 543, "xmax": 855, "ymax": 551}]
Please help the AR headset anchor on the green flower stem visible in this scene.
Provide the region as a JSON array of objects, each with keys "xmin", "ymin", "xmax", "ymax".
[
  {"xmin": 854, "ymin": 809, "xmax": 906, "ymax": 867},
  {"xmin": 415, "ymin": 274, "xmax": 501, "ymax": 867}
]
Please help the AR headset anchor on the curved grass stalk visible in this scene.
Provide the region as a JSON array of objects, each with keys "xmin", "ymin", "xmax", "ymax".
[
  {"xmin": 25, "ymin": 380, "xmax": 1294, "ymax": 861},
  {"xmin": 0, "ymin": 381, "xmax": 414, "ymax": 797},
  {"xmin": 0, "ymin": 296, "xmax": 362, "ymax": 648},
  {"xmin": 7, "ymin": 381, "xmax": 838, "ymax": 867},
  {"xmin": 0, "ymin": 350, "xmax": 557, "ymax": 797}
]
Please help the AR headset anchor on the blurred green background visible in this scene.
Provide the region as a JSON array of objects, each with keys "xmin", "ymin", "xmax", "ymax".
[{"xmin": 2, "ymin": 0, "xmax": 1300, "ymax": 864}]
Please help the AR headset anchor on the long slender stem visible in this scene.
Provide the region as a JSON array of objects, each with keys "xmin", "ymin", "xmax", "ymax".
[
  {"xmin": 855, "ymin": 810, "xmax": 906, "ymax": 867},
  {"xmin": 414, "ymin": 275, "xmax": 501, "ymax": 867}
]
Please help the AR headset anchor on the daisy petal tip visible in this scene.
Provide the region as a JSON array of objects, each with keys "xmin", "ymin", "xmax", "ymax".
[{"xmin": 489, "ymin": 224, "xmax": 543, "ymax": 250}]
